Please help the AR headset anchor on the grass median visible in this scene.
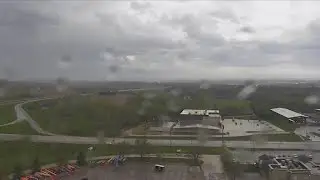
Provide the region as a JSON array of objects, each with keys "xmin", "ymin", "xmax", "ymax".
[
  {"xmin": 0, "ymin": 121, "xmax": 38, "ymax": 134},
  {"xmin": 0, "ymin": 104, "xmax": 16, "ymax": 125},
  {"xmin": 127, "ymin": 133, "xmax": 303, "ymax": 142}
]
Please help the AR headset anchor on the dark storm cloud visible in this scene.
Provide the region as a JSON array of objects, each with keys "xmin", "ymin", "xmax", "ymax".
[
  {"xmin": 0, "ymin": 1, "xmax": 320, "ymax": 80},
  {"xmin": 0, "ymin": 2, "xmax": 59, "ymax": 36},
  {"xmin": 239, "ymin": 26, "xmax": 255, "ymax": 33}
]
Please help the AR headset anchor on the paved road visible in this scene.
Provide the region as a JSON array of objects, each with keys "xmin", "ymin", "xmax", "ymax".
[
  {"xmin": 1, "ymin": 133, "xmax": 320, "ymax": 151},
  {"xmin": 0, "ymin": 97, "xmax": 56, "ymax": 128},
  {"xmin": 14, "ymin": 97, "xmax": 58, "ymax": 135}
]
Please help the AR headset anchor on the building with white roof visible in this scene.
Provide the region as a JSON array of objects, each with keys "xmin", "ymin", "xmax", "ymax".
[
  {"xmin": 180, "ymin": 109, "xmax": 220, "ymax": 116},
  {"xmin": 173, "ymin": 109, "xmax": 222, "ymax": 135},
  {"xmin": 270, "ymin": 108, "xmax": 308, "ymax": 124}
]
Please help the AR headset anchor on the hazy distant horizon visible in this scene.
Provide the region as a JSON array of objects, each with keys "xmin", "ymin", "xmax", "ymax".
[{"xmin": 4, "ymin": 77, "xmax": 320, "ymax": 84}]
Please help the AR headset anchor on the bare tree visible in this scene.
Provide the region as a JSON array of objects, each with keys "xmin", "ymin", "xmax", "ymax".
[
  {"xmin": 134, "ymin": 138, "xmax": 150, "ymax": 159},
  {"xmin": 188, "ymin": 147, "xmax": 203, "ymax": 170}
]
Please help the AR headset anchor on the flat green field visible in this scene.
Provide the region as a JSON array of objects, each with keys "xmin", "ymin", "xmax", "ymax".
[
  {"xmin": 24, "ymin": 96, "xmax": 143, "ymax": 137},
  {"xmin": 0, "ymin": 121, "xmax": 37, "ymax": 134},
  {"xmin": 0, "ymin": 104, "xmax": 37, "ymax": 134},
  {"xmin": 0, "ymin": 104, "xmax": 16, "ymax": 125},
  {"xmin": 23, "ymin": 92, "xmax": 253, "ymax": 137}
]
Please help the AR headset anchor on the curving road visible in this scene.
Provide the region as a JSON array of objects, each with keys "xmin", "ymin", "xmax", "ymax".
[{"xmin": 14, "ymin": 97, "xmax": 59, "ymax": 135}]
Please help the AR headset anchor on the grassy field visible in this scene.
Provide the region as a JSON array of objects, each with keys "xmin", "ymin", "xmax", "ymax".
[
  {"xmin": 0, "ymin": 140, "xmax": 224, "ymax": 177},
  {"xmin": 23, "ymin": 92, "xmax": 253, "ymax": 137},
  {"xmin": 0, "ymin": 104, "xmax": 16, "ymax": 125},
  {"xmin": 127, "ymin": 133, "xmax": 303, "ymax": 142},
  {"xmin": 0, "ymin": 104, "xmax": 37, "ymax": 135},
  {"xmin": 24, "ymin": 96, "xmax": 143, "ymax": 137},
  {"xmin": 0, "ymin": 121, "xmax": 37, "ymax": 134}
]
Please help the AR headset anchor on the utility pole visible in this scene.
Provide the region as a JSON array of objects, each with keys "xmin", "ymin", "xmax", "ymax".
[{"xmin": 169, "ymin": 127, "xmax": 172, "ymax": 147}]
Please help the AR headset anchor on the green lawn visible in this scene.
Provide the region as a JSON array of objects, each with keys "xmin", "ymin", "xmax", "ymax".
[
  {"xmin": 0, "ymin": 121, "xmax": 37, "ymax": 134},
  {"xmin": 127, "ymin": 133, "xmax": 303, "ymax": 142},
  {"xmin": 0, "ymin": 104, "xmax": 16, "ymax": 125},
  {"xmin": 23, "ymin": 96, "xmax": 144, "ymax": 137},
  {"xmin": 0, "ymin": 140, "xmax": 224, "ymax": 177}
]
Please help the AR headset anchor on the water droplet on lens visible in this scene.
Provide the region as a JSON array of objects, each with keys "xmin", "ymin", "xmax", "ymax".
[
  {"xmin": 237, "ymin": 84, "xmax": 257, "ymax": 100},
  {"xmin": 29, "ymin": 87, "xmax": 41, "ymax": 97},
  {"xmin": 143, "ymin": 92, "xmax": 156, "ymax": 99},
  {"xmin": 159, "ymin": 115, "xmax": 171, "ymax": 122},
  {"xmin": 61, "ymin": 54, "xmax": 72, "ymax": 63},
  {"xmin": 137, "ymin": 108, "xmax": 145, "ymax": 115},
  {"xmin": 55, "ymin": 77, "xmax": 69, "ymax": 93},
  {"xmin": 167, "ymin": 100, "xmax": 180, "ymax": 112},
  {"xmin": 304, "ymin": 95, "xmax": 319, "ymax": 105},
  {"xmin": 109, "ymin": 65, "xmax": 120, "ymax": 73},
  {"xmin": 58, "ymin": 55, "xmax": 72, "ymax": 69},
  {"xmin": 170, "ymin": 89, "xmax": 181, "ymax": 96},
  {"xmin": 200, "ymin": 82, "xmax": 211, "ymax": 89},
  {"xmin": 142, "ymin": 100, "xmax": 152, "ymax": 108},
  {"xmin": 0, "ymin": 87, "xmax": 5, "ymax": 97}
]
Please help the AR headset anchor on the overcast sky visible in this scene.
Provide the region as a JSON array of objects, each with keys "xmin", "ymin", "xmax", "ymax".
[{"xmin": 1, "ymin": 1, "xmax": 320, "ymax": 81}]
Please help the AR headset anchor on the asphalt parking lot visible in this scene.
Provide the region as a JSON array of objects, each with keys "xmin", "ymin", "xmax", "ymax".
[
  {"xmin": 63, "ymin": 162, "xmax": 205, "ymax": 180},
  {"xmin": 233, "ymin": 150, "xmax": 320, "ymax": 163}
]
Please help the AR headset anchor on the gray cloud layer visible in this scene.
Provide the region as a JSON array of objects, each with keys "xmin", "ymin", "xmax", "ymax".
[{"xmin": 1, "ymin": 1, "xmax": 320, "ymax": 81}]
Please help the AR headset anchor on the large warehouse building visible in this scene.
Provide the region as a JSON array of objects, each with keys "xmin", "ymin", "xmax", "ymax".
[
  {"xmin": 172, "ymin": 109, "xmax": 223, "ymax": 135},
  {"xmin": 270, "ymin": 108, "xmax": 308, "ymax": 124}
]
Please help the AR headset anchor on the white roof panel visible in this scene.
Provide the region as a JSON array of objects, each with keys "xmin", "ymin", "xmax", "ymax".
[
  {"xmin": 173, "ymin": 124, "xmax": 221, "ymax": 130},
  {"xmin": 180, "ymin": 109, "xmax": 219, "ymax": 115},
  {"xmin": 270, "ymin": 108, "xmax": 307, "ymax": 118}
]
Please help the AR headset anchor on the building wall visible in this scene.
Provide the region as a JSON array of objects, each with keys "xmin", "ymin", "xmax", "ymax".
[
  {"xmin": 289, "ymin": 172, "xmax": 310, "ymax": 180},
  {"xmin": 269, "ymin": 169, "xmax": 288, "ymax": 180},
  {"xmin": 179, "ymin": 115, "xmax": 203, "ymax": 126},
  {"xmin": 311, "ymin": 174, "xmax": 320, "ymax": 180},
  {"xmin": 203, "ymin": 115, "xmax": 221, "ymax": 127},
  {"xmin": 172, "ymin": 127, "xmax": 221, "ymax": 135}
]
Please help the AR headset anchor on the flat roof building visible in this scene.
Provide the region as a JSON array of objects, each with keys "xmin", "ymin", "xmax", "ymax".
[
  {"xmin": 179, "ymin": 109, "xmax": 222, "ymax": 126},
  {"xmin": 270, "ymin": 108, "xmax": 307, "ymax": 119},
  {"xmin": 268, "ymin": 158, "xmax": 311, "ymax": 180},
  {"xmin": 180, "ymin": 109, "xmax": 220, "ymax": 116},
  {"xmin": 270, "ymin": 108, "xmax": 308, "ymax": 124},
  {"xmin": 174, "ymin": 109, "xmax": 222, "ymax": 135},
  {"xmin": 261, "ymin": 156, "xmax": 320, "ymax": 180}
]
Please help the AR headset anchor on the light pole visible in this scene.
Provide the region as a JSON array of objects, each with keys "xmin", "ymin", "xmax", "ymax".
[
  {"xmin": 87, "ymin": 146, "xmax": 94, "ymax": 167},
  {"xmin": 169, "ymin": 129, "xmax": 172, "ymax": 147}
]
